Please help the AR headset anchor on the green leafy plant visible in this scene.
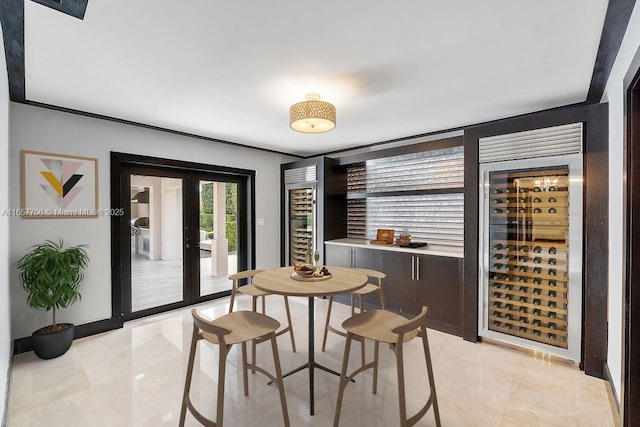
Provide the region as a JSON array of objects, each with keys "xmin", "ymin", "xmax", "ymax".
[{"xmin": 16, "ymin": 239, "xmax": 90, "ymax": 332}]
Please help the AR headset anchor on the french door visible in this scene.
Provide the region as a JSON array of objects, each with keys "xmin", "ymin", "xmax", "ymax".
[{"xmin": 111, "ymin": 153, "xmax": 254, "ymax": 320}]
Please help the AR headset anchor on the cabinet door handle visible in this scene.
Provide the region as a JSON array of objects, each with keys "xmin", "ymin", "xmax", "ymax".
[
  {"xmin": 416, "ymin": 256, "xmax": 420, "ymax": 280},
  {"xmin": 411, "ymin": 256, "xmax": 415, "ymax": 280}
]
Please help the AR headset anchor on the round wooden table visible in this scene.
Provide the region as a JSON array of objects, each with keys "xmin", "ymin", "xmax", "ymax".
[{"xmin": 253, "ymin": 266, "xmax": 368, "ymax": 415}]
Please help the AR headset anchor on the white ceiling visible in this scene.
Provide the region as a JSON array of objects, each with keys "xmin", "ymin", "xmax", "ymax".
[{"xmin": 23, "ymin": 0, "xmax": 609, "ymax": 157}]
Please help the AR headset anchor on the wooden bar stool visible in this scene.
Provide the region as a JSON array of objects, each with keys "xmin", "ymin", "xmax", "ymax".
[
  {"xmin": 179, "ymin": 309, "xmax": 290, "ymax": 427},
  {"xmin": 228, "ymin": 270, "xmax": 296, "ymax": 371},
  {"xmin": 333, "ymin": 306, "xmax": 441, "ymax": 427},
  {"xmin": 322, "ymin": 268, "xmax": 386, "ymax": 366}
]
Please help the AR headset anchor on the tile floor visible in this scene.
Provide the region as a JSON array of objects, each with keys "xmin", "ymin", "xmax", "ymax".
[{"xmin": 7, "ymin": 296, "xmax": 617, "ymax": 426}]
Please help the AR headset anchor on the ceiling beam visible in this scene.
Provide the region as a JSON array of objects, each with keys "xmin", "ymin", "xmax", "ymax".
[
  {"xmin": 586, "ymin": 0, "xmax": 637, "ymax": 104},
  {"xmin": 0, "ymin": 0, "xmax": 25, "ymax": 102},
  {"xmin": 30, "ymin": 0, "xmax": 89, "ymax": 20}
]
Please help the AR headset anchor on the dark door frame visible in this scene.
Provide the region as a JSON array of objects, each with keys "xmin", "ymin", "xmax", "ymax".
[
  {"xmin": 623, "ymin": 44, "xmax": 640, "ymax": 427},
  {"xmin": 110, "ymin": 152, "xmax": 256, "ymax": 321}
]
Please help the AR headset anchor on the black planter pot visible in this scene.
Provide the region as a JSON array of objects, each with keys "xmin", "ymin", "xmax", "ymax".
[{"xmin": 32, "ymin": 323, "xmax": 75, "ymax": 359}]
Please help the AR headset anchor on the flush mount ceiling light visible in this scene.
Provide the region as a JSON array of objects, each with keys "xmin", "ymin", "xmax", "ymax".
[{"xmin": 289, "ymin": 93, "xmax": 336, "ymax": 133}]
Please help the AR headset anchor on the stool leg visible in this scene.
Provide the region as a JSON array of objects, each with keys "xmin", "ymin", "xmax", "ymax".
[
  {"xmin": 373, "ymin": 340, "xmax": 379, "ymax": 395},
  {"xmin": 251, "ymin": 297, "xmax": 258, "ymax": 374},
  {"xmin": 422, "ymin": 329, "xmax": 441, "ymax": 427},
  {"xmin": 242, "ymin": 341, "xmax": 249, "ymax": 396},
  {"xmin": 228, "ymin": 289, "xmax": 236, "ymax": 314},
  {"xmin": 283, "ymin": 296, "xmax": 297, "ymax": 352},
  {"xmin": 270, "ymin": 332, "xmax": 290, "ymax": 427},
  {"xmin": 216, "ymin": 344, "xmax": 230, "ymax": 427},
  {"xmin": 359, "ymin": 295, "xmax": 366, "ymax": 368},
  {"xmin": 261, "ymin": 295, "xmax": 266, "ymax": 314},
  {"xmin": 321, "ymin": 296, "xmax": 334, "ymax": 352},
  {"xmin": 333, "ymin": 332, "xmax": 353, "ymax": 427},
  {"xmin": 395, "ymin": 341, "xmax": 408, "ymax": 427},
  {"xmin": 179, "ymin": 326, "xmax": 199, "ymax": 427}
]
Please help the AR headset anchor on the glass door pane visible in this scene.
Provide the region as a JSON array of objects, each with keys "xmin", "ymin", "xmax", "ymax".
[
  {"xmin": 199, "ymin": 181, "xmax": 238, "ymax": 297},
  {"xmin": 130, "ymin": 174, "xmax": 184, "ymax": 312},
  {"xmin": 487, "ymin": 167, "xmax": 570, "ymax": 348}
]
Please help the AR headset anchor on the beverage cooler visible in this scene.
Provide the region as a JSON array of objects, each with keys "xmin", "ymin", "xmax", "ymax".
[
  {"xmin": 478, "ymin": 153, "xmax": 583, "ymax": 361},
  {"xmin": 285, "ymin": 184, "xmax": 316, "ymax": 265}
]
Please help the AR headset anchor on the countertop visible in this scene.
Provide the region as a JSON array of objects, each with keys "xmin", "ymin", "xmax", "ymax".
[{"xmin": 325, "ymin": 238, "xmax": 464, "ymax": 258}]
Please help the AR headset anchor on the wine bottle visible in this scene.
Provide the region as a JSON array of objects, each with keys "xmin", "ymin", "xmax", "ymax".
[
  {"xmin": 494, "ymin": 263, "xmax": 503, "ymax": 269},
  {"xmin": 549, "ymin": 269, "xmax": 557, "ymax": 276},
  {"xmin": 549, "ymin": 301, "xmax": 557, "ymax": 309},
  {"xmin": 549, "ymin": 279, "xmax": 557, "ymax": 287},
  {"xmin": 494, "ymin": 199, "xmax": 503, "ymax": 204},
  {"xmin": 493, "ymin": 243, "xmax": 504, "ymax": 250},
  {"xmin": 533, "ymin": 197, "xmax": 542, "ymax": 203},
  {"xmin": 533, "ymin": 319, "xmax": 541, "ymax": 326},
  {"xmin": 519, "ymin": 197, "xmax": 526, "ymax": 203},
  {"xmin": 534, "ymin": 257, "xmax": 542, "ymax": 264},
  {"xmin": 533, "ymin": 267, "xmax": 542, "ymax": 274},
  {"xmin": 534, "ymin": 208, "xmax": 542, "ymax": 213},
  {"xmin": 548, "ymin": 186, "xmax": 557, "ymax": 192},
  {"xmin": 533, "ymin": 277, "xmax": 542, "ymax": 285},
  {"xmin": 548, "ymin": 207, "xmax": 557, "ymax": 213},
  {"xmin": 493, "ymin": 253, "xmax": 504, "ymax": 260},
  {"xmin": 518, "ymin": 277, "xmax": 527, "ymax": 283},
  {"xmin": 520, "ymin": 256, "xmax": 529, "ymax": 262},
  {"xmin": 534, "ymin": 187, "xmax": 542, "ymax": 192},
  {"xmin": 533, "ymin": 246, "xmax": 542, "ymax": 253},
  {"xmin": 549, "ymin": 258, "xmax": 557, "ymax": 265},
  {"xmin": 533, "ymin": 289, "xmax": 541, "ymax": 295},
  {"xmin": 493, "ymin": 188, "xmax": 503, "ymax": 194},
  {"xmin": 548, "ymin": 323, "xmax": 556, "ymax": 330},
  {"xmin": 549, "ymin": 290, "xmax": 557, "ymax": 298},
  {"xmin": 518, "ymin": 208, "xmax": 527, "ymax": 213},
  {"xmin": 549, "ymin": 197, "xmax": 557, "ymax": 203},
  {"xmin": 519, "ymin": 327, "xmax": 527, "ymax": 333},
  {"xmin": 504, "ymin": 188, "xmax": 511, "ymax": 193},
  {"xmin": 533, "ymin": 330, "xmax": 542, "ymax": 337},
  {"xmin": 519, "ymin": 245, "xmax": 528, "ymax": 252},
  {"xmin": 549, "ymin": 311, "xmax": 557, "ymax": 319},
  {"xmin": 548, "ymin": 333, "xmax": 557, "ymax": 341},
  {"xmin": 493, "ymin": 208, "xmax": 503, "ymax": 214},
  {"xmin": 519, "ymin": 265, "xmax": 528, "ymax": 272},
  {"xmin": 519, "ymin": 188, "xmax": 527, "ymax": 193},
  {"xmin": 549, "ymin": 247, "xmax": 557, "ymax": 255}
]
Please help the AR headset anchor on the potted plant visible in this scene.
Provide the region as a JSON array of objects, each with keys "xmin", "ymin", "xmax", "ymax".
[{"xmin": 16, "ymin": 238, "xmax": 90, "ymax": 359}]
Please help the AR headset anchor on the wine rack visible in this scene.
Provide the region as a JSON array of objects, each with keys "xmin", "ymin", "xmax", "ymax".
[
  {"xmin": 487, "ymin": 168, "xmax": 570, "ymax": 349},
  {"xmin": 290, "ymin": 188, "xmax": 314, "ymax": 264},
  {"xmin": 291, "ymin": 228, "xmax": 312, "ymax": 263},
  {"xmin": 291, "ymin": 189, "xmax": 313, "ymax": 217}
]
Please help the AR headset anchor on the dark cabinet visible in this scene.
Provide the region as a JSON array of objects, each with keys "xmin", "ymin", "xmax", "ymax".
[
  {"xmin": 384, "ymin": 252, "xmax": 461, "ymax": 335},
  {"xmin": 325, "ymin": 245, "xmax": 381, "ymax": 307}
]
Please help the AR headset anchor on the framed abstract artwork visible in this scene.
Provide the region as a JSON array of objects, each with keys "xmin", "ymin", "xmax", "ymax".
[{"xmin": 22, "ymin": 150, "xmax": 98, "ymax": 218}]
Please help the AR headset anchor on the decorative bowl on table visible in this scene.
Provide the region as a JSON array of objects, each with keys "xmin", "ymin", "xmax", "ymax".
[{"xmin": 293, "ymin": 263, "xmax": 315, "ymax": 276}]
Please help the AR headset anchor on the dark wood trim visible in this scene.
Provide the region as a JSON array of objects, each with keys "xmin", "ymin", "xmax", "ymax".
[
  {"xmin": 462, "ymin": 127, "xmax": 480, "ymax": 342},
  {"xmin": 0, "ymin": 0, "xmax": 25, "ymax": 102},
  {"xmin": 586, "ymin": 0, "xmax": 637, "ymax": 103},
  {"xmin": 623, "ymin": 45, "xmax": 640, "ymax": 427},
  {"xmin": 346, "ymin": 188, "xmax": 464, "ymax": 200},
  {"xmin": 336, "ymin": 136, "xmax": 463, "ymax": 166},
  {"xmin": 12, "ymin": 315, "xmax": 124, "ymax": 355},
  {"xmin": 110, "ymin": 152, "xmax": 256, "ymax": 321},
  {"xmin": 583, "ymin": 102, "xmax": 610, "ymax": 378},
  {"xmin": 464, "ymin": 103, "xmax": 610, "ymax": 377},
  {"xmin": 30, "ymin": 0, "xmax": 89, "ymax": 20},
  {"xmin": 26, "ymin": 101, "xmax": 302, "ymax": 158}
]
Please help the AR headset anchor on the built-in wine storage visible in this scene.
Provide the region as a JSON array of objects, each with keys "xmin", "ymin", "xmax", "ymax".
[
  {"xmin": 487, "ymin": 168, "xmax": 570, "ymax": 349},
  {"xmin": 289, "ymin": 188, "xmax": 314, "ymax": 264}
]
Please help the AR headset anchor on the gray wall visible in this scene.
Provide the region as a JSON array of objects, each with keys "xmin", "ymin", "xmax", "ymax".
[
  {"xmin": 8, "ymin": 103, "xmax": 295, "ymax": 339},
  {"xmin": 0, "ymin": 25, "xmax": 11, "ymax": 426}
]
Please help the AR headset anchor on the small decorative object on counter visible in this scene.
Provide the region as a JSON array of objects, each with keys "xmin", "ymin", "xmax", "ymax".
[
  {"xmin": 397, "ymin": 229, "xmax": 411, "ymax": 246},
  {"xmin": 370, "ymin": 228, "xmax": 394, "ymax": 245}
]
